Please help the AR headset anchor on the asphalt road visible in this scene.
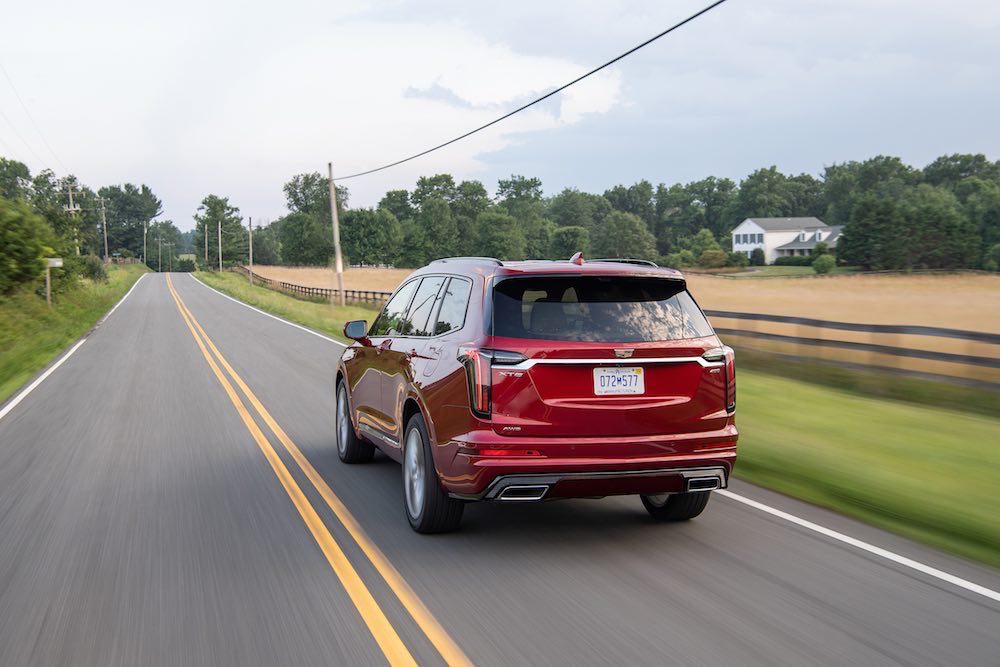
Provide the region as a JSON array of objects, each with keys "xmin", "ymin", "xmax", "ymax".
[{"xmin": 1, "ymin": 272, "xmax": 997, "ymax": 666}]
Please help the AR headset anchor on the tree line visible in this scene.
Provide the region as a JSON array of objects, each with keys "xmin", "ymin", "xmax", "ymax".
[
  {"xmin": 0, "ymin": 156, "xmax": 188, "ymax": 295},
  {"xmin": 240, "ymin": 153, "xmax": 999, "ymax": 272}
]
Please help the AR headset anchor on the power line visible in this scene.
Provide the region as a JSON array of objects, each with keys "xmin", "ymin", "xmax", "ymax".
[
  {"xmin": 0, "ymin": 104, "xmax": 48, "ymax": 168},
  {"xmin": 336, "ymin": 0, "xmax": 732, "ymax": 181},
  {"xmin": 0, "ymin": 61, "xmax": 69, "ymax": 173}
]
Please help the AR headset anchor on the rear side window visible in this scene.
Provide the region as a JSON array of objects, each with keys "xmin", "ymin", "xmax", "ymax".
[
  {"xmin": 401, "ymin": 276, "xmax": 445, "ymax": 336},
  {"xmin": 433, "ymin": 278, "xmax": 472, "ymax": 335},
  {"xmin": 369, "ymin": 279, "xmax": 418, "ymax": 337},
  {"xmin": 492, "ymin": 277, "xmax": 713, "ymax": 342}
]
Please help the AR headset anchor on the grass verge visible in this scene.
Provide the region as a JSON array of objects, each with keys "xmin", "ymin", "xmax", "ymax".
[
  {"xmin": 191, "ymin": 272, "xmax": 1000, "ymax": 566},
  {"xmin": 736, "ymin": 372, "xmax": 999, "ymax": 566},
  {"xmin": 0, "ymin": 264, "xmax": 148, "ymax": 405},
  {"xmin": 194, "ymin": 271, "xmax": 378, "ymax": 341}
]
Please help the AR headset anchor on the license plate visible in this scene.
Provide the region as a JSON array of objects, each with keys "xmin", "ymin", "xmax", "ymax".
[{"xmin": 593, "ymin": 367, "xmax": 645, "ymax": 395}]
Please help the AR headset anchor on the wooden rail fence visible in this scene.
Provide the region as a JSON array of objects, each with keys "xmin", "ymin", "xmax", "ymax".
[{"xmin": 230, "ymin": 266, "xmax": 390, "ymax": 306}]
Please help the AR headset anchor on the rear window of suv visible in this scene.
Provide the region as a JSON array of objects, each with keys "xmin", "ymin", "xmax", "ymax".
[{"xmin": 492, "ymin": 276, "xmax": 713, "ymax": 342}]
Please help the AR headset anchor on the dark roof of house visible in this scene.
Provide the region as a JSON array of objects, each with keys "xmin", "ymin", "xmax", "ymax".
[
  {"xmin": 775, "ymin": 226, "xmax": 844, "ymax": 250},
  {"xmin": 742, "ymin": 216, "xmax": 827, "ymax": 232}
]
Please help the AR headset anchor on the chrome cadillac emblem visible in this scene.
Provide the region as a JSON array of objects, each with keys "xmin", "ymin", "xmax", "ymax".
[{"xmin": 614, "ymin": 349, "xmax": 634, "ymax": 359}]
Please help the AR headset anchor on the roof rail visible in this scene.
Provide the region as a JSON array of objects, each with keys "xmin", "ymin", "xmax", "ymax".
[
  {"xmin": 590, "ymin": 258, "xmax": 659, "ymax": 267},
  {"xmin": 430, "ymin": 256, "xmax": 504, "ymax": 266}
]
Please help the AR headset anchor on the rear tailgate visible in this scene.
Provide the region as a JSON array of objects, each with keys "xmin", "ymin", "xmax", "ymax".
[
  {"xmin": 489, "ymin": 339, "xmax": 728, "ymax": 437},
  {"xmin": 488, "ymin": 275, "xmax": 730, "ymax": 438}
]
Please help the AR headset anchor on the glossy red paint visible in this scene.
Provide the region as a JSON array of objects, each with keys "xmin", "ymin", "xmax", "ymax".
[{"xmin": 337, "ymin": 258, "xmax": 738, "ymax": 502}]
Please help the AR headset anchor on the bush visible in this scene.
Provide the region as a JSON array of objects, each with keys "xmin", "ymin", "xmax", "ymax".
[
  {"xmin": 750, "ymin": 248, "xmax": 766, "ymax": 266},
  {"xmin": 697, "ymin": 248, "xmax": 728, "ymax": 268},
  {"xmin": 175, "ymin": 258, "xmax": 195, "ymax": 272},
  {"xmin": 774, "ymin": 255, "xmax": 813, "ymax": 266},
  {"xmin": 726, "ymin": 251, "xmax": 749, "ymax": 268},
  {"xmin": 812, "ymin": 254, "xmax": 836, "ymax": 274},
  {"xmin": 0, "ymin": 197, "xmax": 51, "ymax": 295},
  {"xmin": 80, "ymin": 255, "xmax": 108, "ymax": 282},
  {"xmin": 662, "ymin": 249, "xmax": 695, "ymax": 268},
  {"xmin": 811, "ymin": 241, "xmax": 829, "ymax": 258}
]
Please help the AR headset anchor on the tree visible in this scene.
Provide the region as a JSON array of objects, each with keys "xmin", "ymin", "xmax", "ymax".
[
  {"xmin": 549, "ymin": 226, "xmax": 590, "ymax": 259},
  {"xmin": 548, "ymin": 188, "xmax": 611, "ymax": 231},
  {"xmin": 838, "ymin": 196, "xmax": 906, "ymax": 270},
  {"xmin": 591, "ymin": 211, "xmax": 656, "ymax": 260},
  {"xmin": 398, "ymin": 218, "xmax": 430, "ymax": 267},
  {"xmin": 252, "ymin": 222, "xmax": 282, "ymax": 265},
  {"xmin": 903, "ymin": 184, "xmax": 979, "ymax": 269},
  {"xmin": 342, "ymin": 208, "xmax": 402, "ymax": 265},
  {"xmin": 451, "ymin": 180, "xmax": 490, "ymax": 255},
  {"xmin": 100, "ymin": 183, "xmax": 163, "ymax": 258},
  {"xmin": 411, "ymin": 174, "xmax": 456, "ymax": 209},
  {"xmin": 811, "ymin": 241, "xmax": 829, "ymax": 258},
  {"xmin": 477, "ymin": 210, "xmax": 526, "ymax": 260},
  {"xmin": 276, "ymin": 212, "xmax": 329, "ymax": 266},
  {"xmin": 378, "ymin": 189, "xmax": 413, "ymax": 222},
  {"xmin": 283, "ymin": 172, "xmax": 348, "ymax": 218},
  {"xmin": 0, "ymin": 197, "xmax": 51, "ymax": 293},
  {"xmin": 688, "ymin": 228, "xmax": 722, "ymax": 259},
  {"xmin": 923, "ymin": 153, "xmax": 999, "ymax": 189},
  {"xmin": 604, "ymin": 180, "xmax": 656, "ymax": 231},
  {"xmin": 750, "ymin": 247, "xmax": 766, "ymax": 266},
  {"xmin": 193, "ymin": 195, "xmax": 246, "ymax": 268},
  {"xmin": 727, "ymin": 166, "xmax": 792, "ymax": 221},
  {"xmin": 812, "ymin": 254, "xmax": 836, "ymax": 274},
  {"xmin": 417, "ymin": 196, "xmax": 458, "ymax": 259},
  {"xmin": 0, "ymin": 158, "xmax": 31, "ymax": 200}
]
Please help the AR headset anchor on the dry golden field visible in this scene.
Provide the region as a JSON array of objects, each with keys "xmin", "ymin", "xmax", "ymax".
[
  {"xmin": 251, "ymin": 266, "xmax": 1000, "ymax": 333},
  {"xmin": 251, "ymin": 266, "xmax": 413, "ymax": 292}
]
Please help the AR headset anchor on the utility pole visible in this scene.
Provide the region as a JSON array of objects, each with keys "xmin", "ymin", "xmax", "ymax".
[
  {"xmin": 97, "ymin": 197, "xmax": 109, "ymax": 263},
  {"xmin": 204, "ymin": 218, "xmax": 208, "ymax": 267},
  {"xmin": 143, "ymin": 222, "xmax": 148, "ymax": 266},
  {"xmin": 248, "ymin": 217, "xmax": 254, "ymax": 285},
  {"xmin": 218, "ymin": 218, "xmax": 223, "ymax": 271},
  {"xmin": 158, "ymin": 227, "xmax": 162, "ymax": 273},
  {"xmin": 328, "ymin": 162, "xmax": 346, "ymax": 307},
  {"xmin": 60, "ymin": 178, "xmax": 82, "ymax": 255}
]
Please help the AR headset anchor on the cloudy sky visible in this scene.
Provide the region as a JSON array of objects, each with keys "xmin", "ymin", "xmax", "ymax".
[{"xmin": 2, "ymin": 0, "xmax": 998, "ymax": 229}]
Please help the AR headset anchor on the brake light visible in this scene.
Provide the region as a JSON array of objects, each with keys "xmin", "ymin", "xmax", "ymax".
[
  {"xmin": 457, "ymin": 347, "xmax": 527, "ymax": 418},
  {"xmin": 724, "ymin": 345, "xmax": 736, "ymax": 412}
]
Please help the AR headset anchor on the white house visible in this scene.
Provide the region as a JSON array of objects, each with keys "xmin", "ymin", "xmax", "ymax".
[{"xmin": 731, "ymin": 217, "xmax": 843, "ymax": 264}]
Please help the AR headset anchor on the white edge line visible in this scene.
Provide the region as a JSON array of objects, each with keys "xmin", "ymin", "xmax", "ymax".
[
  {"xmin": 187, "ymin": 273, "xmax": 346, "ymax": 347},
  {"xmin": 717, "ymin": 489, "xmax": 1000, "ymax": 604},
  {"xmin": 0, "ymin": 272, "xmax": 148, "ymax": 424}
]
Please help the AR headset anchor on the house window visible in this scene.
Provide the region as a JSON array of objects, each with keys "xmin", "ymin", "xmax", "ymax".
[
  {"xmin": 800, "ymin": 232, "xmax": 807, "ymax": 242},
  {"xmin": 757, "ymin": 233, "xmax": 763, "ymax": 243}
]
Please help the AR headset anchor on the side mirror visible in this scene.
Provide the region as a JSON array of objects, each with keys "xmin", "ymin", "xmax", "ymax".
[{"xmin": 344, "ymin": 320, "xmax": 369, "ymax": 342}]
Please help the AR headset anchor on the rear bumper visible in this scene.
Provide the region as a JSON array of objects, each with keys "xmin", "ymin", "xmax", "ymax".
[{"xmin": 439, "ymin": 424, "xmax": 737, "ymax": 500}]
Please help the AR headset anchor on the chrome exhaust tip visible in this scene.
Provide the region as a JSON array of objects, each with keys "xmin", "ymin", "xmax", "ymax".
[
  {"xmin": 687, "ymin": 476, "xmax": 722, "ymax": 492},
  {"xmin": 497, "ymin": 485, "xmax": 550, "ymax": 501}
]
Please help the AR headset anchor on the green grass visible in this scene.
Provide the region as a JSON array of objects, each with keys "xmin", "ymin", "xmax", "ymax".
[
  {"xmin": 0, "ymin": 264, "xmax": 149, "ymax": 405},
  {"xmin": 194, "ymin": 271, "xmax": 378, "ymax": 341},
  {"xmin": 191, "ymin": 272, "xmax": 1000, "ymax": 566},
  {"xmin": 735, "ymin": 371, "xmax": 1000, "ymax": 566}
]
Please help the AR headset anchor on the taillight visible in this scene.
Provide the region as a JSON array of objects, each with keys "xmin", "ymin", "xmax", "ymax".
[
  {"xmin": 703, "ymin": 346, "xmax": 736, "ymax": 412},
  {"xmin": 457, "ymin": 347, "xmax": 527, "ymax": 418},
  {"xmin": 724, "ymin": 345, "xmax": 736, "ymax": 412}
]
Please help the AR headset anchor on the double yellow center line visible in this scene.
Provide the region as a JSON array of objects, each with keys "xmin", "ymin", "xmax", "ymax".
[{"xmin": 166, "ymin": 274, "xmax": 471, "ymax": 667}]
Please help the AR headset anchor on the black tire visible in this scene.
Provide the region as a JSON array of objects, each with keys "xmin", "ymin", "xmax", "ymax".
[
  {"xmin": 336, "ymin": 380, "xmax": 374, "ymax": 463},
  {"xmin": 402, "ymin": 413, "xmax": 463, "ymax": 533},
  {"xmin": 641, "ymin": 491, "xmax": 711, "ymax": 521}
]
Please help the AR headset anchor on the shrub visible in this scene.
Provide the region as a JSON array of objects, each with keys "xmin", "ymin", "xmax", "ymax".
[
  {"xmin": 812, "ymin": 254, "xmax": 836, "ymax": 274},
  {"xmin": 750, "ymin": 248, "xmax": 766, "ymax": 266},
  {"xmin": 697, "ymin": 248, "xmax": 728, "ymax": 268},
  {"xmin": 811, "ymin": 241, "xmax": 829, "ymax": 258},
  {"xmin": 662, "ymin": 249, "xmax": 695, "ymax": 268},
  {"xmin": 726, "ymin": 251, "xmax": 749, "ymax": 268},
  {"xmin": 175, "ymin": 258, "xmax": 195, "ymax": 272},
  {"xmin": 774, "ymin": 255, "xmax": 813, "ymax": 266},
  {"xmin": 80, "ymin": 255, "xmax": 108, "ymax": 282},
  {"xmin": 0, "ymin": 198, "xmax": 53, "ymax": 295}
]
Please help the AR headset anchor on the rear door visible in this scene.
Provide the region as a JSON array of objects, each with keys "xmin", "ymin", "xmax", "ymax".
[{"xmin": 488, "ymin": 276, "xmax": 728, "ymax": 438}]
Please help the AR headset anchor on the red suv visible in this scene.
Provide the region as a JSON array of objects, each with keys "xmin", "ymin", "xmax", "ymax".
[{"xmin": 336, "ymin": 256, "xmax": 737, "ymax": 532}]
